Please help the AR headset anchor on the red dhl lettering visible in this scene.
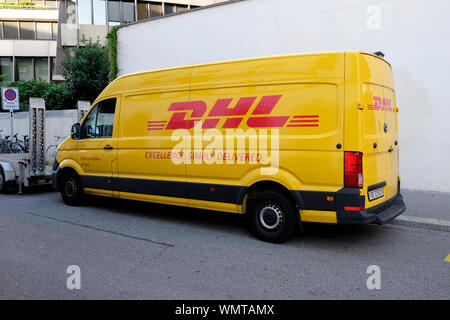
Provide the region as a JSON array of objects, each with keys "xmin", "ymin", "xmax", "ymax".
[
  {"xmin": 367, "ymin": 96, "xmax": 393, "ymax": 112},
  {"xmin": 147, "ymin": 95, "xmax": 320, "ymax": 131}
]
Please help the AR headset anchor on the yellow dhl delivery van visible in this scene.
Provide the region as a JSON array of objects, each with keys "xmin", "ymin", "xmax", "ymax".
[{"xmin": 52, "ymin": 51, "xmax": 406, "ymax": 243}]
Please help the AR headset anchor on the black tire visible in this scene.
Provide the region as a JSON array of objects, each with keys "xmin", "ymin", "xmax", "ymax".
[
  {"xmin": 60, "ymin": 171, "xmax": 84, "ymax": 206},
  {"xmin": 0, "ymin": 166, "xmax": 5, "ymax": 193},
  {"xmin": 247, "ymin": 191, "xmax": 299, "ymax": 243}
]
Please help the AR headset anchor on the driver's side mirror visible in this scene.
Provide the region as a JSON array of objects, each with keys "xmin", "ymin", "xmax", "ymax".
[{"xmin": 71, "ymin": 123, "xmax": 81, "ymax": 140}]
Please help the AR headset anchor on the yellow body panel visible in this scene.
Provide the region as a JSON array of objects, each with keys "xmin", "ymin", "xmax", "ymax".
[
  {"xmin": 56, "ymin": 51, "xmax": 400, "ymax": 225},
  {"xmin": 300, "ymin": 210, "xmax": 337, "ymax": 224},
  {"xmin": 345, "ymin": 53, "xmax": 399, "ymax": 208}
]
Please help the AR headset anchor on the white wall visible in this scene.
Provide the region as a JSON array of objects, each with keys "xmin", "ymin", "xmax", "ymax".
[
  {"xmin": 117, "ymin": 0, "xmax": 450, "ymax": 193},
  {"xmin": 0, "ymin": 8, "xmax": 58, "ymax": 20},
  {"xmin": 0, "ymin": 40, "xmax": 57, "ymax": 57},
  {"xmin": 0, "ymin": 110, "xmax": 78, "ymax": 164}
]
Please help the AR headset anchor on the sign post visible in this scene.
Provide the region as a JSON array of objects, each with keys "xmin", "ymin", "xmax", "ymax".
[
  {"xmin": 10, "ymin": 110, "xmax": 14, "ymax": 140},
  {"xmin": 1, "ymin": 87, "xmax": 20, "ymax": 140}
]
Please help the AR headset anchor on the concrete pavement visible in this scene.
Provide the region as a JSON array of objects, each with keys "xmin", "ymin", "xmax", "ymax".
[
  {"xmin": 0, "ymin": 190, "xmax": 448, "ymax": 299},
  {"xmin": 401, "ymin": 189, "xmax": 450, "ymax": 221}
]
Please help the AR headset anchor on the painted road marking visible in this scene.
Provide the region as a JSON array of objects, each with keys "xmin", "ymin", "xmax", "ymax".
[{"xmin": 445, "ymin": 254, "xmax": 450, "ymax": 262}]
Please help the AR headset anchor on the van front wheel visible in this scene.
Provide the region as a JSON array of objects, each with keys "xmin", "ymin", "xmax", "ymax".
[
  {"xmin": 247, "ymin": 191, "xmax": 298, "ymax": 243},
  {"xmin": 60, "ymin": 171, "xmax": 84, "ymax": 206}
]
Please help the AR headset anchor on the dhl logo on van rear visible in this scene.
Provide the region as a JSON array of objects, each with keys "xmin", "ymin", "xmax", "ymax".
[
  {"xmin": 368, "ymin": 96, "xmax": 393, "ymax": 112},
  {"xmin": 147, "ymin": 95, "xmax": 319, "ymax": 131}
]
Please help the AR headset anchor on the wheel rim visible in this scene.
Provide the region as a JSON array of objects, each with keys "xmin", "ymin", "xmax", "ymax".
[
  {"xmin": 65, "ymin": 179, "xmax": 76, "ymax": 197},
  {"xmin": 259, "ymin": 203, "xmax": 283, "ymax": 230}
]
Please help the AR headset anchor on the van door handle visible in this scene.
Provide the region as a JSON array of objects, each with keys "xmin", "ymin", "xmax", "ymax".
[{"xmin": 104, "ymin": 145, "xmax": 113, "ymax": 150}]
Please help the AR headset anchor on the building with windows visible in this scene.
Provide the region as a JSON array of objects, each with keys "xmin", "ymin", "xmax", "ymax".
[
  {"xmin": 0, "ymin": 1, "xmax": 59, "ymax": 82},
  {"xmin": 0, "ymin": 0, "xmax": 225, "ymax": 82}
]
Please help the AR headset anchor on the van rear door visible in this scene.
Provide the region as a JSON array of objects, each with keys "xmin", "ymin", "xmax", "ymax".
[{"xmin": 359, "ymin": 53, "xmax": 399, "ymax": 208}]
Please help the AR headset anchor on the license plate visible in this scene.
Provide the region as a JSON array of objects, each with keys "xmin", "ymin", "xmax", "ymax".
[{"xmin": 368, "ymin": 187, "xmax": 384, "ymax": 201}]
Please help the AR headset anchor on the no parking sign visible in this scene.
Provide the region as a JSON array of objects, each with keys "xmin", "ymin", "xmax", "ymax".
[{"xmin": 1, "ymin": 87, "xmax": 20, "ymax": 111}]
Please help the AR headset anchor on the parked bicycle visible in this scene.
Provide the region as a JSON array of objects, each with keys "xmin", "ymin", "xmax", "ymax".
[{"xmin": 0, "ymin": 133, "xmax": 29, "ymax": 154}]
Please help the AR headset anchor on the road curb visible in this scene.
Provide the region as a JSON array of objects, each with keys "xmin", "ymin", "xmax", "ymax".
[{"xmin": 390, "ymin": 215, "xmax": 450, "ymax": 232}]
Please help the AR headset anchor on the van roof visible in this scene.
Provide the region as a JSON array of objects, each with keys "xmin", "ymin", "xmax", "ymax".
[{"xmin": 99, "ymin": 51, "xmax": 390, "ymax": 98}]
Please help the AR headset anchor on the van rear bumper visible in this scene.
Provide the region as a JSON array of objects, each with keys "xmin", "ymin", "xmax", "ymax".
[{"xmin": 337, "ymin": 193, "xmax": 406, "ymax": 225}]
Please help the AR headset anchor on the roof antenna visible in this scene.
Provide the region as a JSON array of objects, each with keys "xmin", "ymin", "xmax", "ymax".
[{"xmin": 373, "ymin": 51, "xmax": 385, "ymax": 58}]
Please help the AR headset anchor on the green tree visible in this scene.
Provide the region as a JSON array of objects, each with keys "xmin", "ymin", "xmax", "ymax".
[{"xmin": 61, "ymin": 38, "xmax": 110, "ymax": 104}]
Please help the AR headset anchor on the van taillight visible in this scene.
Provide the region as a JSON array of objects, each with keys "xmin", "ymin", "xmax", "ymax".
[{"xmin": 344, "ymin": 151, "xmax": 363, "ymax": 188}]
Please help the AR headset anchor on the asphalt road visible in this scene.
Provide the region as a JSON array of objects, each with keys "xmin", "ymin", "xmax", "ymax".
[{"xmin": 0, "ymin": 189, "xmax": 449, "ymax": 299}]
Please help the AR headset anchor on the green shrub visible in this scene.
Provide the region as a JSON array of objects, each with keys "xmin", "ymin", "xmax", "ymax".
[
  {"xmin": 43, "ymin": 82, "xmax": 74, "ymax": 110},
  {"xmin": 61, "ymin": 38, "xmax": 110, "ymax": 103},
  {"xmin": 106, "ymin": 26, "xmax": 119, "ymax": 82}
]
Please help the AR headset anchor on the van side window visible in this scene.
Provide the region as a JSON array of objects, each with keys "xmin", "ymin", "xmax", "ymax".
[{"xmin": 80, "ymin": 98, "xmax": 117, "ymax": 139}]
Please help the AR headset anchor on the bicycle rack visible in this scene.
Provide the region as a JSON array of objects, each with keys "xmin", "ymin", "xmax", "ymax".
[{"xmin": 29, "ymin": 98, "xmax": 46, "ymax": 176}]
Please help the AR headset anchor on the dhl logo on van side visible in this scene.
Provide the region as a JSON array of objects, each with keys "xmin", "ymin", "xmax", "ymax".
[
  {"xmin": 368, "ymin": 96, "xmax": 393, "ymax": 112},
  {"xmin": 147, "ymin": 95, "xmax": 319, "ymax": 131}
]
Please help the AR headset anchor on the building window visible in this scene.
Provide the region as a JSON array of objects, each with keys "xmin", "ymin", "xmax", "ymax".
[
  {"xmin": 0, "ymin": 57, "xmax": 14, "ymax": 83},
  {"xmin": 137, "ymin": 1, "xmax": 148, "ymax": 21},
  {"xmin": 52, "ymin": 22, "xmax": 58, "ymax": 40},
  {"xmin": 36, "ymin": 22, "xmax": 52, "ymax": 39},
  {"xmin": 175, "ymin": 4, "xmax": 188, "ymax": 13},
  {"xmin": 35, "ymin": 57, "xmax": 49, "ymax": 82},
  {"xmin": 108, "ymin": 0, "xmax": 121, "ymax": 23},
  {"xmin": 164, "ymin": 3, "xmax": 174, "ymax": 15},
  {"xmin": 122, "ymin": 0, "xmax": 135, "ymax": 24},
  {"xmin": 45, "ymin": 0, "xmax": 59, "ymax": 8},
  {"xmin": 149, "ymin": 2, "xmax": 162, "ymax": 17},
  {"xmin": 19, "ymin": 21, "xmax": 35, "ymax": 39},
  {"xmin": 17, "ymin": 58, "xmax": 33, "ymax": 81},
  {"xmin": 78, "ymin": 0, "xmax": 92, "ymax": 25},
  {"xmin": 3, "ymin": 21, "xmax": 19, "ymax": 39},
  {"xmin": 51, "ymin": 57, "xmax": 56, "ymax": 76},
  {"xmin": 93, "ymin": 0, "xmax": 106, "ymax": 25},
  {"xmin": 0, "ymin": 21, "xmax": 57, "ymax": 40}
]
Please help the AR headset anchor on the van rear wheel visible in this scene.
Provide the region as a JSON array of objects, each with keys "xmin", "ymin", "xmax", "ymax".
[
  {"xmin": 60, "ymin": 171, "xmax": 84, "ymax": 206},
  {"xmin": 247, "ymin": 191, "xmax": 298, "ymax": 243}
]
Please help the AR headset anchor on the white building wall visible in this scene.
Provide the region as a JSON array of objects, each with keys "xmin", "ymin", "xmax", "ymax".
[
  {"xmin": 0, "ymin": 8, "xmax": 58, "ymax": 20},
  {"xmin": 117, "ymin": 0, "xmax": 450, "ymax": 193},
  {"xmin": 0, "ymin": 40, "xmax": 57, "ymax": 57}
]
